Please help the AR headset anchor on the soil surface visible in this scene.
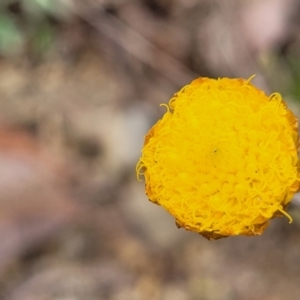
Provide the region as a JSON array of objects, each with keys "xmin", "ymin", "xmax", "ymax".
[{"xmin": 1, "ymin": 1, "xmax": 300, "ymax": 299}]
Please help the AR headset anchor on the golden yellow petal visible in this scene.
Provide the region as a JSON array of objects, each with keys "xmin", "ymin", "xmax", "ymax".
[{"xmin": 136, "ymin": 77, "xmax": 300, "ymax": 239}]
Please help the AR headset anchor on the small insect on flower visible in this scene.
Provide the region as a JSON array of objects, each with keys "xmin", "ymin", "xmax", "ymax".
[{"xmin": 136, "ymin": 77, "xmax": 300, "ymax": 240}]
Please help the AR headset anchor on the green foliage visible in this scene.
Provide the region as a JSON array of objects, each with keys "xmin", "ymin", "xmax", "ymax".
[
  {"xmin": 286, "ymin": 55, "xmax": 300, "ymax": 103},
  {"xmin": 23, "ymin": 0, "xmax": 72, "ymax": 20},
  {"xmin": 0, "ymin": 0, "xmax": 73, "ymax": 59},
  {"xmin": 0, "ymin": 12, "xmax": 23, "ymax": 56},
  {"xmin": 31, "ymin": 21, "xmax": 55, "ymax": 57}
]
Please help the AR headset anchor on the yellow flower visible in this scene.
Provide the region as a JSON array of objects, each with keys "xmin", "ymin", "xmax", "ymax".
[{"xmin": 136, "ymin": 77, "xmax": 300, "ymax": 239}]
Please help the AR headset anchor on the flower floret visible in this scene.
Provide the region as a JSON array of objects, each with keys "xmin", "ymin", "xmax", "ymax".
[{"xmin": 136, "ymin": 77, "xmax": 300, "ymax": 239}]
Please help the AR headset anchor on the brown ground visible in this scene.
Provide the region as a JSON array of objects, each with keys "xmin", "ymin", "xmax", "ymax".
[{"xmin": 1, "ymin": 1, "xmax": 300, "ymax": 299}]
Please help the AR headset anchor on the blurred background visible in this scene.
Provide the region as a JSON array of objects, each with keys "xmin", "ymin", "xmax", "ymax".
[{"xmin": 1, "ymin": 0, "xmax": 300, "ymax": 299}]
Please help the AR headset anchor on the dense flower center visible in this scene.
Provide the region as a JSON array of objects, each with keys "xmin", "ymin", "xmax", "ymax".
[{"xmin": 137, "ymin": 77, "xmax": 300, "ymax": 239}]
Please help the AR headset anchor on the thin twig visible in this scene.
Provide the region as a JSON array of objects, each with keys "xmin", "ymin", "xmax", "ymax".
[{"xmin": 63, "ymin": 0, "xmax": 197, "ymax": 87}]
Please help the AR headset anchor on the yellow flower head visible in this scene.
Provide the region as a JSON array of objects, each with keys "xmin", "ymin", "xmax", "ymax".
[{"xmin": 136, "ymin": 77, "xmax": 300, "ymax": 239}]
